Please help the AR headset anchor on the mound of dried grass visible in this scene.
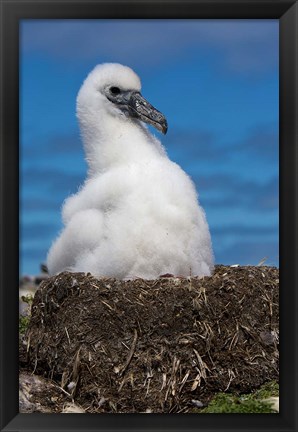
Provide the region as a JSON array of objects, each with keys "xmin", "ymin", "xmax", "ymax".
[{"xmin": 22, "ymin": 265, "xmax": 279, "ymax": 413}]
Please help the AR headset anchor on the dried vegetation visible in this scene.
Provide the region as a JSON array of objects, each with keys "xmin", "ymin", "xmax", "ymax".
[{"xmin": 20, "ymin": 265, "xmax": 279, "ymax": 413}]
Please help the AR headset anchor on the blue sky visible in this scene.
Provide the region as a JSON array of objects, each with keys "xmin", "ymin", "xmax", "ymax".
[{"xmin": 20, "ymin": 19, "xmax": 279, "ymax": 276}]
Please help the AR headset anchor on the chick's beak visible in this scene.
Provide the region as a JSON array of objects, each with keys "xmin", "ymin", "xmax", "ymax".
[{"xmin": 127, "ymin": 91, "xmax": 168, "ymax": 134}]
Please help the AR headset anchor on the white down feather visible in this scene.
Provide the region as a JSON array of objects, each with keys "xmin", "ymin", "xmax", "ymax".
[{"xmin": 47, "ymin": 63, "xmax": 214, "ymax": 279}]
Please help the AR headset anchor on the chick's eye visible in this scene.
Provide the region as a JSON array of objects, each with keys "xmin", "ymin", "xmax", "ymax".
[{"xmin": 110, "ymin": 86, "xmax": 121, "ymax": 95}]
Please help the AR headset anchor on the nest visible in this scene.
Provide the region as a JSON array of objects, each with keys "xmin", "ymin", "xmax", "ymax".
[{"xmin": 23, "ymin": 265, "xmax": 279, "ymax": 413}]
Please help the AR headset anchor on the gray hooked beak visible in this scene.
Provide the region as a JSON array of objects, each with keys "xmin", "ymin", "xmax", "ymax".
[{"xmin": 127, "ymin": 91, "xmax": 168, "ymax": 135}]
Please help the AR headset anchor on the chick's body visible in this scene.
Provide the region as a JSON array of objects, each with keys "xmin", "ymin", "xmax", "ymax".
[{"xmin": 47, "ymin": 63, "xmax": 214, "ymax": 279}]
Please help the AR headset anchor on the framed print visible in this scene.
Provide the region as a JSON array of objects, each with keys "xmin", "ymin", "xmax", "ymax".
[{"xmin": 1, "ymin": 1, "xmax": 297, "ymax": 431}]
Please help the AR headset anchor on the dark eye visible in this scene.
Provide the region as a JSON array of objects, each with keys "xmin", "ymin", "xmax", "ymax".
[{"xmin": 110, "ymin": 86, "xmax": 121, "ymax": 95}]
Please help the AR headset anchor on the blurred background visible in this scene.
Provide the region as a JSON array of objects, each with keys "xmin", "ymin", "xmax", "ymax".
[{"xmin": 20, "ymin": 19, "xmax": 279, "ymax": 277}]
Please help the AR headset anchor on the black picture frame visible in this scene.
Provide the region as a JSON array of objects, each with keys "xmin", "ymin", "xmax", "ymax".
[{"xmin": 0, "ymin": 1, "xmax": 297, "ymax": 431}]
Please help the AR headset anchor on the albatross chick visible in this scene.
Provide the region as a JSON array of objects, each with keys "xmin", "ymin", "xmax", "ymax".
[{"xmin": 47, "ymin": 63, "xmax": 214, "ymax": 279}]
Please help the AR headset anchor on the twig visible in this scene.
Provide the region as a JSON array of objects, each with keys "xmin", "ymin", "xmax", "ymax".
[
  {"xmin": 64, "ymin": 327, "xmax": 71, "ymax": 345},
  {"xmin": 119, "ymin": 329, "xmax": 138, "ymax": 377},
  {"xmin": 57, "ymin": 386, "xmax": 73, "ymax": 399}
]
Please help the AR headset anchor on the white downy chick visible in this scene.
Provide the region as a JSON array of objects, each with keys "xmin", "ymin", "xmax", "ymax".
[{"xmin": 47, "ymin": 63, "xmax": 214, "ymax": 279}]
